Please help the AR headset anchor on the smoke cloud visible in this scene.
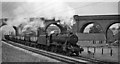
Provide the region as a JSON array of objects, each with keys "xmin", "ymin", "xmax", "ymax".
[
  {"xmin": 5, "ymin": 0, "xmax": 76, "ymax": 35},
  {"xmin": 13, "ymin": 0, "xmax": 75, "ymax": 25},
  {"xmin": 22, "ymin": 18, "xmax": 45, "ymax": 32}
]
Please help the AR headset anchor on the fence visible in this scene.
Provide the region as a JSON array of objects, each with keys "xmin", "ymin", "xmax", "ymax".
[
  {"xmin": 82, "ymin": 46, "xmax": 118, "ymax": 56},
  {"xmin": 80, "ymin": 46, "xmax": 119, "ymax": 62}
]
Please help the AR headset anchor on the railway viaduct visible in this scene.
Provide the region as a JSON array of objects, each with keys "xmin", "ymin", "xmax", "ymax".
[
  {"xmin": 72, "ymin": 15, "xmax": 119, "ymax": 44},
  {"xmin": 73, "ymin": 15, "xmax": 119, "ymax": 33},
  {"xmin": 0, "ymin": 15, "xmax": 120, "ymax": 43}
]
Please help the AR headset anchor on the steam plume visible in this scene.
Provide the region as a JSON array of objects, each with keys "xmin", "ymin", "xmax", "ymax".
[
  {"xmin": 13, "ymin": 0, "xmax": 75, "ymax": 26},
  {"xmin": 6, "ymin": 0, "xmax": 76, "ymax": 34}
]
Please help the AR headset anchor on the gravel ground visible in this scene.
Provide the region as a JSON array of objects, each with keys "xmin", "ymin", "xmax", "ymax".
[{"xmin": 2, "ymin": 41, "xmax": 60, "ymax": 62}]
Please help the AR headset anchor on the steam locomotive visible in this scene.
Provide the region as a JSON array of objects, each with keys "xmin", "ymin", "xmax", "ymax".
[{"xmin": 4, "ymin": 19, "xmax": 84, "ymax": 56}]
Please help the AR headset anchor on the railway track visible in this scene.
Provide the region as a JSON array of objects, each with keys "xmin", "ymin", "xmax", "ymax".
[{"xmin": 3, "ymin": 40, "xmax": 110, "ymax": 64}]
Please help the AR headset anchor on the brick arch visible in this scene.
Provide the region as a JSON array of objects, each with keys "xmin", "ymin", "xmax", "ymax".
[
  {"xmin": 105, "ymin": 22, "xmax": 120, "ymax": 33},
  {"xmin": 45, "ymin": 22, "xmax": 67, "ymax": 33},
  {"xmin": 13, "ymin": 26, "xmax": 18, "ymax": 35},
  {"xmin": 0, "ymin": 25, "xmax": 16, "ymax": 36},
  {"xmin": 79, "ymin": 22, "xmax": 103, "ymax": 33},
  {"xmin": 105, "ymin": 22, "xmax": 120, "ymax": 40}
]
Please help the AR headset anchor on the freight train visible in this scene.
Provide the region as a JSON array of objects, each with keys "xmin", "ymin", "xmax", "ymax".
[{"xmin": 4, "ymin": 18, "xmax": 84, "ymax": 56}]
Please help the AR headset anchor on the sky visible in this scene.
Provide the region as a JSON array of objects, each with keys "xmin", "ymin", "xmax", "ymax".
[
  {"xmin": 0, "ymin": 2, "xmax": 2, "ymax": 18},
  {"xmin": 1, "ymin": 0, "xmax": 119, "ymax": 2},
  {"xmin": 1, "ymin": 2, "xmax": 118, "ymax": 18}
]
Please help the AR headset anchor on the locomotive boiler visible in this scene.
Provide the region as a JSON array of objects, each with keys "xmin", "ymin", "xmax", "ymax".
[
  {"xmin": 49, "ymin": 32, "xmax": 81, "ymax": 55},
  {"xmin": 51, "ymin": 32, "xmax": 78, "ymax": 45}
]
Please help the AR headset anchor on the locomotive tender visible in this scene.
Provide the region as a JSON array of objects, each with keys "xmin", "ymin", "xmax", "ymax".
[{"xmin": 4, "ymin": 18, "xmax": 84, "ymax": 56}]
